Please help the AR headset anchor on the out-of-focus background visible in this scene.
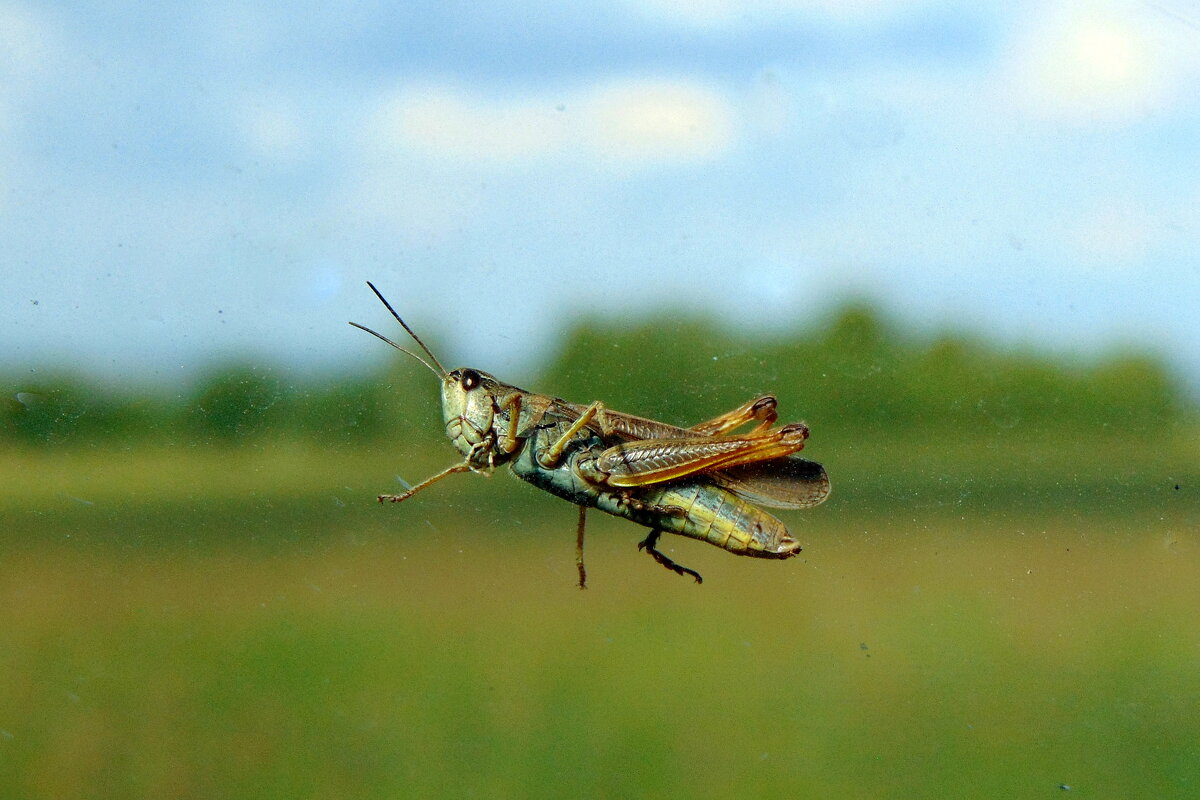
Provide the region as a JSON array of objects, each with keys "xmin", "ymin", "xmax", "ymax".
[{"xmin": 2, "ymin": 1, "xmax": 1198, "ymax": 798}]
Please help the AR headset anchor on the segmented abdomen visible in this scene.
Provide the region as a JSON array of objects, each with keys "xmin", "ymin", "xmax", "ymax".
[{"xmin": 631, "ymin": 482, "xmax": 800, "ymax": 559}]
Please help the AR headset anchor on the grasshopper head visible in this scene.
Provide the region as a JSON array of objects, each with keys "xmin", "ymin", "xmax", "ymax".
[
  {"xmin": 350, "ymin": 283, "xmax": 510, "ymax": 468},
  {"xmin": 441, "ymin": 367, "xmax": 504, "ymax": 464}
]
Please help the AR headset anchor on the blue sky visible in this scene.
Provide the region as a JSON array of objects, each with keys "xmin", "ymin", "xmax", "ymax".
[{"xmin": 3, "ymin": 0, "xmax": 1199, "ymax": 387}]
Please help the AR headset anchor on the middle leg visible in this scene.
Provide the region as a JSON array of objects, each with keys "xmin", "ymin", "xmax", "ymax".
[{"xmin": 575, "ymin": 505, "xmax": 588, "ymax": 590}]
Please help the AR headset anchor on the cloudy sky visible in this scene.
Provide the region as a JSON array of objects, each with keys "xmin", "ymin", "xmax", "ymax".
[{"xmin": 3, "ymin": 0, "xmax": 1199, "ymax": 387}]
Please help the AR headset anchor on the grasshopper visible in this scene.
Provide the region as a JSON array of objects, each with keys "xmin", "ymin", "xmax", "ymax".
[{"xmin": 350, "ymin": 282, "xmax": 830, "ymax": 587}]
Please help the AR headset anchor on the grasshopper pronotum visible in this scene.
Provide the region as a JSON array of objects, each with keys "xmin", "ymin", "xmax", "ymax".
[{"xmin": 351, "ymin": 282, "xmax": 829, "ymax": 587}]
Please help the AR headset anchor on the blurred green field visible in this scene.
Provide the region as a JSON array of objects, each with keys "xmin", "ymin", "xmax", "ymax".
[{"xmin": 2, "ymin": 431, "xmax": 1198, "ymax": 799}]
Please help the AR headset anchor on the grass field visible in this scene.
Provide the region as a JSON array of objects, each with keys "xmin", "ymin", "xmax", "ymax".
[{"xmin": 2, "ymin": 432, "xmax": 1198, "ymax": 798}]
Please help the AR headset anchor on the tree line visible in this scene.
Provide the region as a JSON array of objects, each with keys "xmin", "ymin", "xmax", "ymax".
[{"xmin": 2, "ymin": 304, "xmax": 1190, "ymax": 447}]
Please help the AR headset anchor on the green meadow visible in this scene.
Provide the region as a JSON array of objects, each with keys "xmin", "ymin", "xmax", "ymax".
[{"xmin": 3, "ymin": 308, "xmax": 1198, "ymax": 798}]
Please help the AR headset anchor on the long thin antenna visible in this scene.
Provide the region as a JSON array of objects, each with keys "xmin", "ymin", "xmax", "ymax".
[
  {"xmin": 348, "ymin": 321, "xmax": 444, "ymax": 378},
  {"xmin": 364, "ymin": 281, "xmax": 448, "ymax": 375}
]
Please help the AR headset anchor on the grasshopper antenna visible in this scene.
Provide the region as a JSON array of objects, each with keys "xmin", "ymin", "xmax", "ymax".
[
  {"xmin": 349, "ymin": 282, "xmax": 447, "ymax": 378},
  {"xmin": 348, "ymin": 322, "xmax": 444, "ymax": 378}
]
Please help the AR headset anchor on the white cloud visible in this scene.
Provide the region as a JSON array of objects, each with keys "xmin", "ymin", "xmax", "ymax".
[
  {"xmin": 372, "ymin": 85, "xmax": 567, "ymax": 165},
  {"xmin": 585, "ymin": 80, "xmax": 735, "ymax": 163},
  {"xmin": 366, "ymin": 78, "xmax": 737, "ymax": 169},
  {"xmin": 237, "ymin": 100, "xmax": 310, "ymax": 163},
  {"xmin": 1001, "ymin": 1, "xmax": 1200, "ymax": 121},
  {"xmin": 0, "ymin": 1, "xmax": 57, "ymax": 78},
  {"xmin": 0, "ymin": 2, "xmax": 65, "ymax": 214},
  {"xmin": 0, "ymin": 1, "xmax": 62, "ymax": 140}
]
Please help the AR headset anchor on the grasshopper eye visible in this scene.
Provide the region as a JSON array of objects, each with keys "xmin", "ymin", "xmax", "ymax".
[{"xmin": 460, "ymin": 369, "xmax": 481, "ymax": 390}]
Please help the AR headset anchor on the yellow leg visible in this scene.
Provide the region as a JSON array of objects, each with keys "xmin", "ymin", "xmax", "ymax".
[
  {"xmin": 378, "ymin": 461, "xmax": 472, "ymax": 504},
  {"xmin": 539, "ymin": 401, "xmax": 605, "ymax": 467},
  {"xmin": 689, "ymin": 395, "xmax": 778, "ymax": 436},
  {"xmin": 497, "ymin": 392, "xmax": 522, "ymax": 454}
]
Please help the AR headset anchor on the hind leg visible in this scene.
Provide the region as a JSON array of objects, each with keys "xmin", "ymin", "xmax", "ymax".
[{"xmin": 637, "ymin": 529, "xmax": 703, "ymax": 584}]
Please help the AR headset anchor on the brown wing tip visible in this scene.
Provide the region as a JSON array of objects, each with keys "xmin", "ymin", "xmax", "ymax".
[{"xmin": 779, "ymin": 422, "xmax": 809, "ymax": 444}]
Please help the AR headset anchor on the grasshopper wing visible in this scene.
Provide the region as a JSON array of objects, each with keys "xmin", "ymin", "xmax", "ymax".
[
  {"xmin": 596, "ymin": 424, "xmax": 810, "ymax": 487},
  {"xmin": 708, "ymin": 457, "xmax": 830, "ymax": 509}
]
